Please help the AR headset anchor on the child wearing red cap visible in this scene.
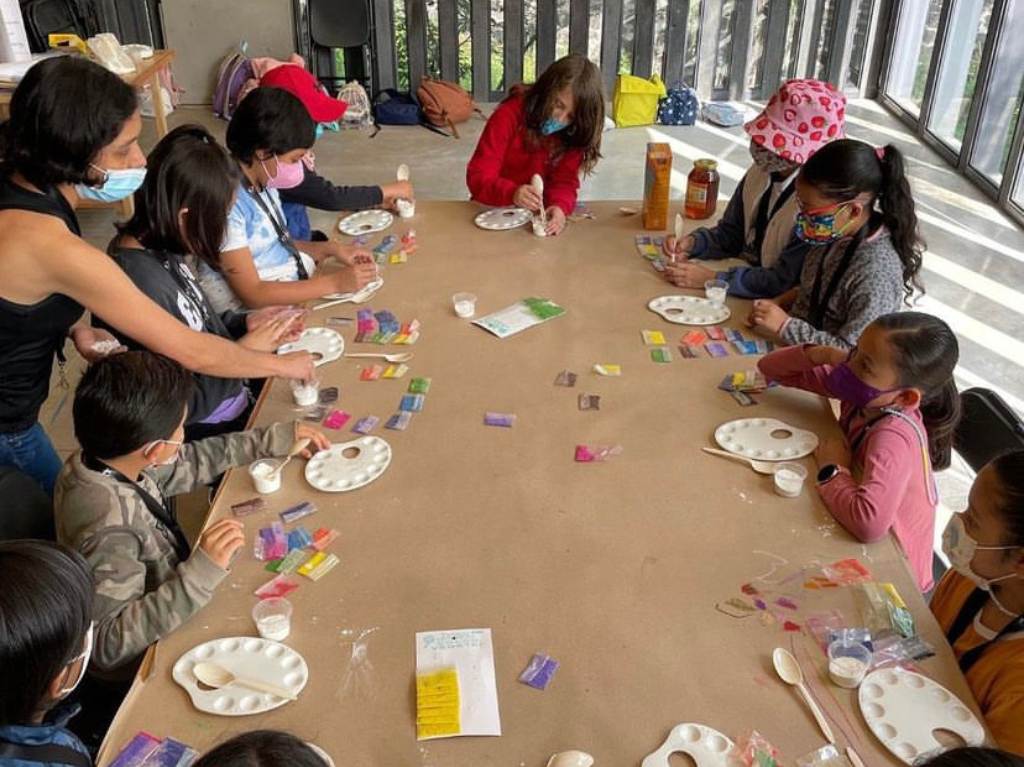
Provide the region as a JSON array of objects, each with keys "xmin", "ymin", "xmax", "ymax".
[
  {"xmin": 466, "ymin": 55, "xmax": 604, "ymax": 236},
  {"xmin": 662, "ymin": 79, "xmax": 845, "ymax": 299},
  {"xmin": 260, "ymin": 65, "xmax": 413, "ymax": 240}
]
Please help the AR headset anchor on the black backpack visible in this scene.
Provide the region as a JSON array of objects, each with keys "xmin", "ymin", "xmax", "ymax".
[{"xmin": 20, "ymin": 0, "xmax": 99, "ymax": 52}]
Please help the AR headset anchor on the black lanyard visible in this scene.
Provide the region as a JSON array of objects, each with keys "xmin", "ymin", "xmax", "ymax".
[
  {"xmin": 245, "ymin": 184, "xmax": 310, "ymax": 281},
  {"xmin": 161, "ymin": 251, "xmax": 211, "ymax": 325},
  {"xmin": 82, "ymin": 454, "xmax": 191, "ymax": 561},
  {"xmin": 0, "ymin": 740, "xmax": 91, "ymax": 767},
  {"xmin": 751, "ymin": 178, "xmax": 796, "ymax": 261},
  {"xmin": 946, "ymin": 586, "xmax": 1024, "ymax": 674}
]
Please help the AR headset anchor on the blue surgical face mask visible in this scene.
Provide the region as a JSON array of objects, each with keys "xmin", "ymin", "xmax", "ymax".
[
  {"xmin": 315, "ymin": 124, "xmax": 325, "ymax": 140},
  {"xmin": 75, "ymin": 163, "xmax": 146, "ymax": 203},
  {"xmin": 540, "ymin": 117, "xmax": 569, "ymax": 136}
]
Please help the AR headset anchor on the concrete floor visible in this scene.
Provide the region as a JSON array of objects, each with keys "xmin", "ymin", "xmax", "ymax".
[{"xmin": 55, "ymin": 97, "xmax": 1024, "ymax": 537}]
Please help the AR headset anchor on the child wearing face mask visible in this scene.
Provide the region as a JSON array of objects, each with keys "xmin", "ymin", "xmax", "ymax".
[
  {"xmin": 0, "ymin": 541, "xmax": 95, "ymax": 766},
  {"xmin": 758, "ymin": 312, "xmax": 961, "ymax": 592},
  {"xmin": 748, "ymin": 138, "xmax": 924, "ymax": 349},
  {"xmin": 933, "ymin": 451, "xmax": 1024, "ymax": 755},
  {"xmin": 53, "ymin": 351, "xmax": 329, "ymax": 675},
  {"xmin": 662, "ymin": 79, "xmax": 845, "ymax": 298},
  {"xmin": 466, "ymin": 54, "xmax": 604, "ymax": 236}
]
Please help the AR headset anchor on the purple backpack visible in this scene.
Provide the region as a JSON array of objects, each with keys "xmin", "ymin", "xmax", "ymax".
[{"xmin": 213, "ymin": 44, "xmax": 253, "ymax": 120}]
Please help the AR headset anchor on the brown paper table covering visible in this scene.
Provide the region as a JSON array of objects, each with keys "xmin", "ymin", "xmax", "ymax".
[{"xmin": 98, "ymin": 201, "xmax": 982, "ymax": 766}]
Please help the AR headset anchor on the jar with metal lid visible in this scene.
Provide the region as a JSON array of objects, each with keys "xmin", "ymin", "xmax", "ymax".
[{"xmin": 685, "ymin": 158, "xmax": 720, "ymax": 220}]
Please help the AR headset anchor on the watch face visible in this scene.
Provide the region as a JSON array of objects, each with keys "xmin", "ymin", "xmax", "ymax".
[{"xmin": 817, "ymin": 464, "xmax": 838, "ymax": 484}]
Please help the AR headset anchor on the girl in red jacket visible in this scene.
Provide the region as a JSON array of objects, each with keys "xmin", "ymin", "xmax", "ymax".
[{"xmin": 466, "ymin": 54, "xmax": 604, "ymax": 236}]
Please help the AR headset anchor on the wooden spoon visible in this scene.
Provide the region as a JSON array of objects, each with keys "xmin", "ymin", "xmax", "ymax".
[{"xmin": 193, "ymin": 661, "xmax": 297, "ymax": 701}]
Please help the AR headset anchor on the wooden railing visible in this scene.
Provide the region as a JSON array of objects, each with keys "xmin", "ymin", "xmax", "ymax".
[{"xmin": 365, "ymin": 0, "xmax": 888, "ymax": 102}]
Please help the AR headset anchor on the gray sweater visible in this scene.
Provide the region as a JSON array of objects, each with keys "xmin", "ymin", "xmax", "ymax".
[{"xmin": 782, "ymin": 228, "xmax": 906, "ymax": 349}]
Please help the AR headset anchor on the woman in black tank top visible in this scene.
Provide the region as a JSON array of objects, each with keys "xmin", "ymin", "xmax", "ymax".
[{"xmin": 0, "ymin": 57, "xmax": 314, "ymax": 496}]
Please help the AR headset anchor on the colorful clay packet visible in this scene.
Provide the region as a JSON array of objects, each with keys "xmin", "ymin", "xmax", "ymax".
[
  {"xmin": 416, "ymin": 667, "xmax": 461, "ymax": 740},
  {"xmin": 650, "ymin": 256, "xmax": 667, "ymax": 272},
  {"xmin": 634, "ymin": 234, "xmax": 665, "ymax": 260},
  {"xmin": 255, "ymin": 523, "xmax": 287, "ymax": 561},
  {"xmin": 401, "ymin": 229, "xmax": 418, "ymax": 253},
  {"xmin": 723, "ymin": 328, "xmax": 745, "ymax": 343},
  {"xmin": 381, "ymin": 364, "xmax": 409, "ymax": 379},
  {"xmin": 578, "ymin": 393, "xmax": 600, "ymax": 411},
  {"xmin": 311, "ymin": 527, "xmax": 340, "ymax": 552},
  {"xmin": 518, "ymin": 653, "xmax": 560, "ymax": 690},
  {"xmin": 389, "ymin": 251, "xmax": 408, "ymax": 264},
  {"xmin": 352, "ymin": 415, "xmax": 380, "ymax": 434},
  {"xmin": 298, "ymin": 551, "xmax": 340, "ymax": 581},
  {"xmin": 651, "ymin": 347, "xmax": 672, "ymax": 363},
  {"xmin": 553, "ymin": 369, "xmax": 577, "ymax": 387},
  {"xmin": 678, "ymin": 344, "xmax": 700, "ymax": 359},
  {"xmin": 386, "ymin": 411, "xmax": 412, "ymax": 430},
  {"xmin": 730, "ymin": 390, "xmax": 758, "ymax": 407},
  {"xmin": 287, "ymin": 527, "xmax": 313, "ymax": 550},
  {"xmin": 360, "ymin": 364, "xmax": 385, "ymax": 381},
  {"xmin": 266, "ymin": 548, "xmax": 309, "ymax": 575},
  {"xmin": 484, "ymin": 411, "xmax": 516, "ymax": 427},
  {"xmin": 400, "ymin": 394, "xmax": 425, "ymax": 412},
  {"xmin": 280, "ymin": 501, "xmax": 317, "ymax": 524},
  {"xmin": 394, "ymin": 320, "xmax": 421, "ymax": 345},
  {"xmin": 733, "ymin": 340, "xmax": 761, "ymax": 355},
  {"xmin": 230, "ymin": 497, "xmax": 266, "ymax": 518},
  {"xmin": 326, "ymin": 316, "xmax": 353, "ymax": 327},
  {"xmin": 680, "ymin": 329, "xmax": 707, "ymax": 346},
  {"xmin": 109, "ymin": 732, "xmax": 162, "ymax": 767},
  {"xmin": 705, "ymin": 326, "xmax": 726, "ymax": 341},
  {"xmin": 575, "ymin": 444, "xmax": 623, "ymax": 462},
  {"xmin": 254, "ymin": 573, "xmax": 299, "ymax": 599},
  {"xmin": 593, "ymin": 363, "xmax": 622, "ymax": 376},
  {"xmin": 705, "ymin": 342, "xmax": 729, "ymax": 358},
  {"xmin": 319, "ymin": 386, "xmax": 339, "ymax": 404},
  {"xmin": 408, "ymin": 377, "xmax": 432, "ymax": 394},
  {"xmin": 522, "ymin": 297, "xmax": 566, "ymax": 320},
  {"xmin": 718, "ymin": 370, "xmax": 771, "ymax": 393},
  {"xmin": 641, "ymin": 329, "xmax": 666, "ymax": 346},
  {"xmin": 323, "ymin": 409, "xmax": 352, "ymax": 430}
]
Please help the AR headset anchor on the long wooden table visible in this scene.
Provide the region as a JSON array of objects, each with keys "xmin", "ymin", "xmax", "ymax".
[{"xmin": 98, "ymin": 201, "xmax": 982, "ymax": 766}]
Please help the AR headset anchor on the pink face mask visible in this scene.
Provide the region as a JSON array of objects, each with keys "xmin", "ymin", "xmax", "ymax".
[{"xmin": 265, "ymin": 155, "xmax": 306, "ymax": 190}]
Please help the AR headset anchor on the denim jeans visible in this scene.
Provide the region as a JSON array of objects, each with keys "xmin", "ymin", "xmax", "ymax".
[{"xmin": 0, "ymin": 421, "xmax": 63, "ymax": 496}]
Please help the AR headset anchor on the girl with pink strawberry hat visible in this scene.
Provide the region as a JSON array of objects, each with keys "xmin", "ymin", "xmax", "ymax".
[{"xmin": 663, "ymin": 78, "xmax": 846, "ymax": 298}]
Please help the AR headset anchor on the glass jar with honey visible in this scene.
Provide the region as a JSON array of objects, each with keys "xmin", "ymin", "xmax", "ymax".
[{"xmin": 685, "ymin": 159, "xmax": 720, "ymax": 219}]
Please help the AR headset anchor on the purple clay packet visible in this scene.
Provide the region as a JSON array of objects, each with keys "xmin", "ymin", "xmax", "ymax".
[
  {"xmin": 518, "ymin": 653, "xmax": 560, "ymax": 690},
  {"xmin": 352, "ymin": 415, "xmax": 380, "ymax": 434},
  {"xmin": 705, "ymin": 326, "xmax": 726, "ymax": 341},
  {"xmin": 484, "ymin": 412, "xmax": 516, "ymax": 427},
  {"xmin": 385, "ymin": 411, "xmax": 412, "ymax": 431},
  {"xmin": 705, "ymin": 342, "xmax": 729, "ymax": 358}
]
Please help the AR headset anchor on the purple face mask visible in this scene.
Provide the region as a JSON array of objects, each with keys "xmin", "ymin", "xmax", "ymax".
[{"xmin": 824, "ymin": 362, "xmax": 899, "ymax": 409}]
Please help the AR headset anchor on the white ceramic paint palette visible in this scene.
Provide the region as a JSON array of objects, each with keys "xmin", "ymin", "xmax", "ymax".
[
  {"xmin": 648, "ymin": 295, "xmax": 731, "ymax": 325},
  {"xmin": 304, "ymin": 436, "xmax": 392, "ymax": 492},
  {"xmin": 714, "ymin": 417, "xmax": 819, "ymax": 461},
  {"xmin": 474, "ymin": 207, "xmax": 531, "ymax": 230},
  {"xmin": 172, "ymin": 637, "xmax": 308, "ymax": 716},
  {"xmin": 858, "ymin": 668, "xmax": 984, "ymax": 764},
  {"xmin": 641, "ymin": 723, "xmax": 744, "ymax": 767},
  {"xmin": 277, "ymin": 327, "xmax": 344, "ymax": 367},
  {"xmin": 321, "ymin": 276, "xmax": 384, "ymax": 303},
  {"xmin": 338, "ymin": 209, "xmax": 394, "ymax": 236}
]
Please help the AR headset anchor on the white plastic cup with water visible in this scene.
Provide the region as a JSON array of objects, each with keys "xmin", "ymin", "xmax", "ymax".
[
  {"xmin": 704, "ymin": 279, "xmax": 729, "ymax": 306},
  {"xmin": 252, "ymin": 597, "xmax": 293, "ymax": 641},
  {"xmin": 773, "ymin": 462, "xmax": 807, "ymax": 498},
  {"xmin": 452, "ymin": 292, "xmax": 477, "ymax": 318}
]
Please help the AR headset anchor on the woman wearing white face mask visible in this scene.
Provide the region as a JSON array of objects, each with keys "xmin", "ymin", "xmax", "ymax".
[
  {"xmin": 0, "ymin": 540, "xmax": 95, "ymax": 766},
  {"xmin": 932, "ymin": 450, "xmax": 1024, "ymax": 756},
  {"xmin": 0, "ymin": 57, "xmax": 315, "ymax": 500}
]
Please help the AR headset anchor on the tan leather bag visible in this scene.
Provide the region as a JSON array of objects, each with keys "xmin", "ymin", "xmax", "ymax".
[{"xmin": 416, "ymin": 76, "xmax": 483, "ymax": 138}]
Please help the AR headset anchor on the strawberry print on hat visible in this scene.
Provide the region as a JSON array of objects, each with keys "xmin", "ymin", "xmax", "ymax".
[{"xmin": 744, "ymin": 78, "xmax": 846, "ymax": 165}]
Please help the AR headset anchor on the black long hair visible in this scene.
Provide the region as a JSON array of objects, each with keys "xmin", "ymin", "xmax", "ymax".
[
  {"xmin": 0, "ymin": 540, "xmax": 94, "ymax": 725},
  {"xmin": 800, "ymin": 138, "xmax": 924, "ymax": 303},
  {"xmin": 0, "ymin": 56, "xmax": 137, "ymax": 188},
  {"xmin": 192, "ymin": 730, "xmax": 327, "ymax": 767},
  {"xmin": 226, "ymin": 87, "xmax": 315, "ymax": 165},
  {"xmin": 921, "ymin": 747, "xmax": 1024, "ymax": 767},
  {"xmin": 987, "ymin": 450, "xmax": 1024, "ymax": 549},
  {"xmin": 874, "ymin": 312, "xmax": 960, "ymax": 470},
  {"xmin": 116, "ymin": 124, "xmax": 239, "ymax": 269}
]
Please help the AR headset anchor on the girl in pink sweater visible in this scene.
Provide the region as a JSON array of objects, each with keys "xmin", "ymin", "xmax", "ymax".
[{"xmin": 758, "ymin": 312, "xmax": 960, "ymax": 591}]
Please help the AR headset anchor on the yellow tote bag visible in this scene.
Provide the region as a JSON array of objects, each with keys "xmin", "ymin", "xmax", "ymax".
[{"xmin": 612, "ymin": 73, "xmax": 667, "ymax": 127}]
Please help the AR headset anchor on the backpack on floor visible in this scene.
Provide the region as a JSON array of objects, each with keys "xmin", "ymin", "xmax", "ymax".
[
  {"xmin": 416, "ymin": 76, "xmax": 483, "ymax": 138},
  {"xmin": 338, "ymin": 80, "xmax": 373, "ymax": 129},
  {"xmin": 372, "ymin": 89, "xmax": 421, "ymax": 125},
  {"xmin": 213, "ymin": 44, "xmax": 253, "ymax": 120},
  {"xmin": 658, "ymin": 82, "xmax": 699, "ymax": 126},
  {"xmin": 20, "ymin": 0, "xmax": 97, "ymax": 52}
]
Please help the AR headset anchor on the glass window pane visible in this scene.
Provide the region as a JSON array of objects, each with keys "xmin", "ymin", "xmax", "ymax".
[
  {"xmin": 620, "ymin": 0, "xmax": 635, "ymax": 72},
  {"xmin": 968, "ymin": 0, "xmax": 1024, "ymax": 184},
  {"xmin": 747, "ymin": 0, "xmax": 771, "ymax": 91},
  {"xmin": 713, "ymin": 0, "xmax": 737, "ymax": 92},
  {"xmin": 1014, "ymin": 156, "xmax": 1024, "ymax": 209},
  {"xmin": 925, "ymin": 0, "xmax": 994, "ymax": 152},
  {"xmin": 490, "ymin": 0, "xmax": 504, "ymax": 91},
  {"xmin": 814, "ymin": 0, "xmax": 837, "ymax": 81},
  {"xmin": 885, "ymin": 0, "xmax": 943, "ymax": 116},
  {"xmin": 683, "ymin": 0, "xmax": 702, "ymax": 85},
  {"xmin": 782, "ymin": 0, "xmax": 804, "ymax": 79},
  {"xmin": 846, "ymin": 0, "xmax": 875, "ymax": 88}
]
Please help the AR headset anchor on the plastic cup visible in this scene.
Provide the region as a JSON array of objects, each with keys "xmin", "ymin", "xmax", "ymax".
[
  {"xmin": 396, "ymin": 198, "xmax": 415, "ymax": 218},
  {"xmin": 827, "ymin": 639, "xmax": 872, "ymax": 688},
  {"xmin": 773, "ymin": 462, "xmax": 807, "ymax": 498},
  {"xmin": 290, "ymin": 378, "xmax": 320, "ymax": 407},
  {"xmin": 452, "ymin": 292, "xmax": 477, "ymax": 318},
  {"xmin": 252, "ymin": 597, "xmax": 292, "ymax": 641},
  {"xmin": 532, "ymin": 218, "xmax": 548, "ymax": 237},
  {"xmin": 249, "ymin": 459, "xmax": 281, "ymax": 494},
  {"xmin": 704, "ymin": 279, "xmax": 728, "ymax": 306}
]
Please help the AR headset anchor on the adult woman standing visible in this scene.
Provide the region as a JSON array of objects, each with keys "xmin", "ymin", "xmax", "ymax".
[{"xmin": 0, "ymin": 56, "xmax": 313, "ymax": 495}]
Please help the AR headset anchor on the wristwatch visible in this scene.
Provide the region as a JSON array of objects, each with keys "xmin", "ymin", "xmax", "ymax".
[{"xmin": 817, "ymin": 464, "xmax": 841, "ymax": 485}]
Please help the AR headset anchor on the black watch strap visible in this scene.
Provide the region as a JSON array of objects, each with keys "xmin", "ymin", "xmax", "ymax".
[{"xmin": 817, "ymin": 464, "xmax": 840, "ymax": 485}]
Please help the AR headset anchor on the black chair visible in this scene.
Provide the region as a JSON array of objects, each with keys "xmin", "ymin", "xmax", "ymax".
[
  {"xmin": 307, "ymin": 0, "xmax": 372, "ymax": 92},
  {"xmin": 954, "ymin": 387, "xmax": 1024, "ymax": 472},
  {"xmin": 0, "ymin": 466, "xmax": 56, "ymax": 541}
]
